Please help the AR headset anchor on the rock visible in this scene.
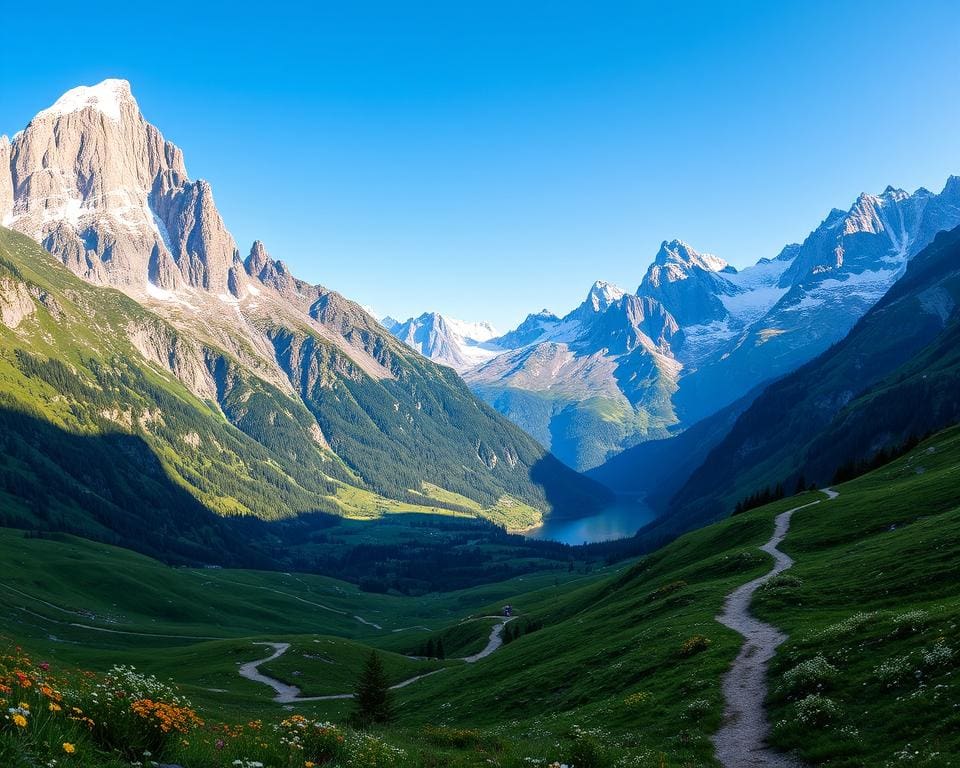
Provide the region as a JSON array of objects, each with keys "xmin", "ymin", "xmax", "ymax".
[
  {"xmin": 4, "ymin": 79, "xmax": 237, "ymax": 294},
  {"xmin": 0, "ymin": 277, "xmax": 34, "ymax": 328},
  {"xmin": 0, "ymin": 135, "xmax": 12, "ymax": 222}
]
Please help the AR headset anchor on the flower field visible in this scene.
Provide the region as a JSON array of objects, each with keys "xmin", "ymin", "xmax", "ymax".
[{"xmin": 0, "ymin": 646, "xmax": 670, "ymax": 767}]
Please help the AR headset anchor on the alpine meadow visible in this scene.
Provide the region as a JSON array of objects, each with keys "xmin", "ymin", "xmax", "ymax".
[{"xmin": 1, "ymin": 3, "xmax": 958, "ymax": 768}]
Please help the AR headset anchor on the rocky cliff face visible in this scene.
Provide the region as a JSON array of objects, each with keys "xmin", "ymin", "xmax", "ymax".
[
  {"xmin": 0, "ymin": 276, "xmax": 35, "ymax": 329},
  {"xmin": 0, "ymin": 80, "xmax": 608, "ymax": 526},
  {"xmin": 2, "ymin": 80, "xmax": 238, "ymax": 294},
  {"xmin": 638, "ymin": 240, "xmax": 736, "ymax": 327}
]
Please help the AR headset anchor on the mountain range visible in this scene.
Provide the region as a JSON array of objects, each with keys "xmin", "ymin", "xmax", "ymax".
[
  {"xmin": 389, "ymin": 180, "xmax": 960, "ymax": 471},
  {"xmin": 0, "ymin": 79, "xmax": 609, "ymax": 557},
  {"xmin": 659, "ymin": 221, "xmax": 960, "ymax": 536}
]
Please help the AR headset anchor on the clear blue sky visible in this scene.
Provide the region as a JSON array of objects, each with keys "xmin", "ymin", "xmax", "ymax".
[{"xmin": 3, "ymin": 1, "xmax": 959, "ymax": 330}]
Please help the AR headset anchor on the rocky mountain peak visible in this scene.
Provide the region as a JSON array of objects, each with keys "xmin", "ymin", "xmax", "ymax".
[
  {"xmin": 3, "ymin": 79, "xmax": 237, "ymax": 295},
  {"xmin": 585, "ymin": 280, "xmax": 627, "ymax": 312},
  {"xmin": 242, "ymin": 240, "xmax": 305, "ymax": 301},
  {"xmin": 34, "ymin": 79, "xmax": 135, "ymax": 124},
  {"xmin": 942, "ymin": 175, "xmax": 960, "ymax": 197},
  {"xmin": 245, "ymin": 240, "xmax": 272, "ymax": 276},
  {"xmin": 880, "ymin": 185, "xmax": 909, "ymax": 201},
  {"xmin": 642, "ymin": 240, "xmax": 730, "ymax": 294}
]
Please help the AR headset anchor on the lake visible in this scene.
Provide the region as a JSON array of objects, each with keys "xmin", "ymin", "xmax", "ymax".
[{"xmin": 525, "ymin": 496, "xmax": 657, "ymax": 545}]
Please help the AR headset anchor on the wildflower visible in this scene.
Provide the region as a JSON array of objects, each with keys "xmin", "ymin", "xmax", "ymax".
[
  {"xmin": 305, "ymin": 763, "xmax": 315, "ymax": 768},
  {"xmin": 62, "ymin": 743, "xmax": 76, "ymax": 754},
  {"xmin": 49, "ymin": 702, "xmax": 62, "ymax": 712},
  {"xmin": 12, "ymin": 713, "xmax": 27, "ymax": 727}
]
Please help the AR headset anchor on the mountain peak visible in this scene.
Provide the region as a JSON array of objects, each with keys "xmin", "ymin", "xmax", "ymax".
[
  {"xmin": 36, "ymin": 79, "xmax": 134, "ymax": 123},
  {"xmin": 585, "ymin": 280, "xmax": 626, "ymax": 311},
  {"xmin": 245, "ymin": 240, "xmax": 271, "ymax": 276},
  {"xmin": 654, "ymin": 239, "xmax": 728, "ymax": 273}
]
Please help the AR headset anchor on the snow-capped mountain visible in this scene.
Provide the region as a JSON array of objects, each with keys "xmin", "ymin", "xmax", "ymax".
[
  {"xmin": 391, "ymin": 180, "xmax": 960, "ymax": 471},
  {"xmin": 671, "ymin": 180, "xmax": 960, "ymax": 425},
  {"xmin": 0, "ymin": 78, "xmax": 607, "ymax": 528},
  {"xmin": 386, "ymin": 312, "xmax": 502, "ymax": 372},
  {"xmin": 1, "ymin": 79, "xmax": 245, "ymax": 297}
]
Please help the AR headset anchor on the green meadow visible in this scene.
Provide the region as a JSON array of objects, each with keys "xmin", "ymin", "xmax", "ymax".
[{"xmin": 2, "ymin": 426, "xmax": 959, "ymax": 766}]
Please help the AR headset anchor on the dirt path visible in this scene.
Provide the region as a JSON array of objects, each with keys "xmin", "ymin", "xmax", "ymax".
[
  {"xmin": 462, "ymin": 616, "xmax": 514, "ymax": 662},
  {"xmin": 712, "ymin": 488, "xmax": 838, "ymax": 767},
  {"xmin": 239, "ymin": 617, "xmax": 515, "ymax": 703}
]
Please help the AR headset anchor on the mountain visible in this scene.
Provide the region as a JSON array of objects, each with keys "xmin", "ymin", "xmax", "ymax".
[
  {"xmin": 0, "ymin": 79, "xmax": 610, "ymax": 549},
  {"xmin": 387, "ymin": 312, "xmax": 501, "ymax": 372},
  {"xmin": 671, "ymin": 182, "xmax": 960, "ymax": 425},
  {"xmin": 392, "ymin": 182, "xmax": 960, "ymax": 473},
  {"xmin": 464, "ymin": 281, "xmax": 681, "ymax": 470},
  {"xmin": 659, "ymin": 223, "xmax": 960, "ymax": 537},
  {"xmin": 638, "ymin": 239, "xmax": 738, "ymax": 326}
]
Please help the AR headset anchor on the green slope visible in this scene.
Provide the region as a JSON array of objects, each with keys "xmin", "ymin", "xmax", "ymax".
[
  {"xmin": 0, "ymin": 227, "xmax": 610, "ymax": 563},
  {"xmin": 3, "ymin": 426, "xmax": 957, "ymax": 765}
]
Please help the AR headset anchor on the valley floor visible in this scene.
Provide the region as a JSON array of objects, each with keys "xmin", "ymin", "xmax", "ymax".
[{"xmin": 2, "ymin": 428, "xmax": 959, "ymax": 766}]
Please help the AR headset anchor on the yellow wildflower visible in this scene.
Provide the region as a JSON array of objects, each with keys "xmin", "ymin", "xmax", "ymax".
[
  {"xmin": 12, "ymin": 713, "xmax": 27, "ymax": 727},
  {"xmin": 49, "ymin": 702, "xmax": 62, "ymax": 712},
  {"xmin": 63, "ymin": 742, "xmax": 76, "ymax": 754}
]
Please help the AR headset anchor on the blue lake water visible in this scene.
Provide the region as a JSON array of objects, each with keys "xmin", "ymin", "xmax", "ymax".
[{"xmin": 525, "ymin": 496, "xmax": 656, "ymax": 545}]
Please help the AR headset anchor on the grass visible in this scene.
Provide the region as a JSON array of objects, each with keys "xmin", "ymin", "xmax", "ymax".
[
  {"xmin": 756, "ymin": 426, "xmax": 960, "ymax": 767},
  {"xmin": 258, "ymin": 637, "xmax": 444, "ymax": 697},
  {"xmin": 1, "ymin": 425, "xmax": 959, "ymax": 765}
]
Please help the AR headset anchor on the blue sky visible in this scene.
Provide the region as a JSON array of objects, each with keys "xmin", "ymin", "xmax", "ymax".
[{"xmin": 3, "ymin": 1, "xmax": 959, "ymax": 329}]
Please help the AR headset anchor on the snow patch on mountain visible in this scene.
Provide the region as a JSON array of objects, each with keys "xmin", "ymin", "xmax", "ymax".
[
  {"xmin": 719, "ymin": 257, "xmax": 793, "ymax": 324},
  {"xmin": 35, "ymin": 79, "xmax": 130, "ymax": 123},
  {"xmin": 445, "ymin": 317, "xmax": 498, "ymax": 343},
  {"xmin": 782, "ymin": 267, "xmax": 901, "ymax": 314}
]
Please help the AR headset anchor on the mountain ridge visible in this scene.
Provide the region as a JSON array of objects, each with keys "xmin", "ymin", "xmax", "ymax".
[
  {"xmin": 391, "ymin": 178, "xmax": 960, "ymax": 472},
  {"xmin": 0, "ymin": 79, "xmax": 610, "ymax": 535}
]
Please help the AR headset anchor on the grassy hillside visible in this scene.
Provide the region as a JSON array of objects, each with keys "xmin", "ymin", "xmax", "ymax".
[
  {"xmin": 1, "ymin": 427, "xmax": 958, "ymax": 766},
  {"xmin": 758, "ymin": 427, "xmax": 960, "ymax": 766},
  {"xmin": 0, "ymin": 227, "xmax": 611, "ymax": 558}
]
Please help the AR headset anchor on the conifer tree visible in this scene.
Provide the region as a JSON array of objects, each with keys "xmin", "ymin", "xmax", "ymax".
[{"xmin": 353, "ymin": 651, "xmax": 392, "ymax": 726}]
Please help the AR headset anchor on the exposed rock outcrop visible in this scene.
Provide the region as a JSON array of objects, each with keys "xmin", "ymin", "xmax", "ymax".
[
  {"xmin": 5, "ymin": 79, "xmax": 239, "ymax": 295},
  {"xmin": 0, "ymin": 277, "xmax": 34, "ymax": 329}
]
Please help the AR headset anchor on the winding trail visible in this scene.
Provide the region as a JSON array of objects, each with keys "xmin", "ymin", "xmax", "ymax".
[
  {"xmin": 238, "ymin": 616, "xmax": 515, "ymax": 704},
  {"xmin": 712, "ymin": 488, "xmax": 838, "ymax": 767},
  {"xmin": 462, "ymin": 616, "xmax": 515, "ymax": 662}
]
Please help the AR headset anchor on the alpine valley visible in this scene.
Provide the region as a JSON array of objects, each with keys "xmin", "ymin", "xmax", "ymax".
[
  {"xmin": 390, "ymin": 183, "xmax": 960, "ymax": 472},
  {"xmin": 0, "ymin": 80, "xmax": 612, "ymax": 566},
  {"xmin": 1, "ymin": 72, "xmax": 959, "ymax": 768}
]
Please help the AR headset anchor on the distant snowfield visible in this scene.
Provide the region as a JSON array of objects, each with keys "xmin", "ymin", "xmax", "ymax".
[{"xmin": 782, "ymin": 267, "xmax": 900, "ymax": 314}]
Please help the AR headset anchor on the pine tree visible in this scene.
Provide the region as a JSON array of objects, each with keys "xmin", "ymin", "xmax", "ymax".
[
  {"xmin": 436, "ymin": 637, "xmax": 445, "ymax": 659},
  {"xmin": 352, "ymin": 651, "xmax": 392, "ymax": 726}
]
